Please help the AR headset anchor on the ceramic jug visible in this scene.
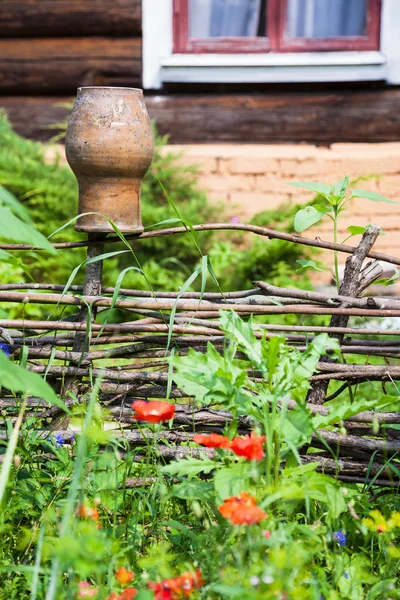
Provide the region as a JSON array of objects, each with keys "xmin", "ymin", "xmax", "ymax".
[{"xmin": 66, "ymin": 86, "xmax": 154, "ymax": 234}]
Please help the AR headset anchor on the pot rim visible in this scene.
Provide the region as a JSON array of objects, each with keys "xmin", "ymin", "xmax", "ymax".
[{"xmin": 77, "ymin": 86, "xmax": 143, "ymax": 93}]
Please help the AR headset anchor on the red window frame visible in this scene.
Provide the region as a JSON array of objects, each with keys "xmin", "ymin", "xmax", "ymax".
[{"xmin": 173, "ymin": 0, "xmax": 381, "ymax": 54}]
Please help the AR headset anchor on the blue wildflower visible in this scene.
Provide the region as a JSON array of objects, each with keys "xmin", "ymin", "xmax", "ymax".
[
  {"xmin": 333, "ymin": 529, "xmax": 347, "ymax": 546},
  {"xmin": 54, "ymin": 433, "xmax": 65, "ymax": 448},
  {"xmin": 0, "ymin": 343, "xmax": 10, "ymax": 356},
  {"xmin": 344, "ymin": 572, "xmax": 349, "ymax": 579}
]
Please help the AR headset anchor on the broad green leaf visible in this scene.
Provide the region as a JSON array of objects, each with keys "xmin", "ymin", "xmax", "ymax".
[
  {"xmin": 347, "ymin": 225, "xmax": 367, "ymax": 236},
  {"xmin": 161, "ymin": 457, "xmax": 218, "ymax": 479},
  {"xmin": 0, "ymin": 352, "xmax": 67, "ymax": 412},
  {"xmin": 171, "ymin": 343, "xmax": 250, "ymax": 411},
  {"xmin": 315, "ymin": 393, "xmax": 399, "ymax": 430},
  {"xmin": 214, "ymin": 464, "xmax": 249, "ymax": 502},
  {"xmin": 288, "ymin": 181, "xmax": 332, "ymax": 195},
  {"xmin": 352, "ymin": 189, "xmax": 398, "ymax": 204},
  {"xmin": 332, "ymin": 176, "xmax": 349, "ymax": 198},
  {"xmin": 347, "ymin": 225, "xmax": 385, "ymax": 237},
  {"xmin": 296, "ymin": 259, "xmax": 325, "ymax": 272},
  {"xmin": 294, "ymin": 206, "xmax": 327, "ymax": 233},
  {"xmin": 0, "ymin": 207, "xmax": 56, "ymax": 253},
  {"xmin": 0, "ymin": 186, "xmax": 32, "ymax": 223},
  {"xmin": 374, "ymin": 268, "xmax": 400, "ymax": 286},
  {"xmin": 169, "ymin": 480, "xmax": 214, "ymax": 502},
  {"xmin": 219, "ymin": 311, "xmax": 262, "ymax": 367}
]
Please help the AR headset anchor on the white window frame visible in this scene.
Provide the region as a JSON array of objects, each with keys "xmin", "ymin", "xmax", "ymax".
[{"xmin": 142, "ymin": 0, "xmax": 400, "ymax": 90}]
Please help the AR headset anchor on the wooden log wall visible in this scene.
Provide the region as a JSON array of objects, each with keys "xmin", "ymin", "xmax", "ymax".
[{"xmin": 0, "ymin": 0, "xmax": 400, "ymax": 143}]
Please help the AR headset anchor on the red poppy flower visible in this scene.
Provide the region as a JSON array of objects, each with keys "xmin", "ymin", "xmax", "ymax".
[
  {"xmin": 131, "ymin": 401, "xmax": 175, "ymax": 423},
  {"xmin": 115, "ymin": 567, "xmax": 135, "ymax": 586},
  {"xmin": 193, "ymin": 433, "xmax": 231, "ymax": 449},
  {"xmin": 148, "ymin": 569, "xmax": 203, "ymax": 599},
  {"xmin": 229, "ymin": 432, "xmax": 266, "ymax": 461},
  {"xmin": 218, "ymin": 491, "xmax": 267, "ymax": 525}
]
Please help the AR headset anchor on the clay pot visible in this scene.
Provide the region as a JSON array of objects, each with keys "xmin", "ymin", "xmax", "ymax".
[{"xmin": 65, "ymin": 87, "xmax": 154, "ymax": 234}]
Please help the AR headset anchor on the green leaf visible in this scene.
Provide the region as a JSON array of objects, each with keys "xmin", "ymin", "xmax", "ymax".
[
  {"xmin": 169, "ymin": 480, "xmax": 214, "ymax": 502},
  {"xmin": 0, "ymin": 249, "xmax": 34, "ymax": 280},
  {"xmin": 161, "ymin": 457, "xmax": 218, "ymax": 479},
  {"xmin": 374, "ymin": 268, "xmax": 400, "ymax": 286},
  {"xmin": 135, "ymin": 591, "xmax": 155, "ymax": 600},
  {"xmin": 347, "ymin": 225, "xmax": 385, "ymax": 237},
  {"xmin": 347, "ymin": 225, "xmax": 367, "ymax": 236},
  {"xmin": 294, "ymin": 206, "xmax": 327, "ymax": 233},
  {"xmin": 0, "ymin": 207, "xmax": 56, "ymax": 253},
  {"xmin": 332, "ymin": 176, "xmax": 349, "ymax": 198},
  {"xmin": 167, "ymin": 265, "xmax": 202, "ymax": 351},
  {"xmin": 296, "ymin": 259, "xmax": 325, "ymax": 272},
  {"xmin": 171, "ymin": 342, "xmax": 250, "ymax": 411},
  {"xmin": 0, "ymin": 186, "xmax": 32, "ymax": 223},
  {"xmin": 352, "ymin": 189, "xmax": 398, "ymax": 204},
  {"xmin": 0, "ymin": 352, "xmax": 67, "ymax": 412},
  {"xmin": 219, "ymin": 311, "xmax": 262, "ymax": 367},
  {"xmin": 288, "ymin": 181, "xmax": 332, "ymax": 196},
  {"xmin": 209, "ymin": 584, "xmax": 251, "ymax": 598},
  {"xmin": 214, "ymin": 464, "xmax": 249, "ymax": 502}
]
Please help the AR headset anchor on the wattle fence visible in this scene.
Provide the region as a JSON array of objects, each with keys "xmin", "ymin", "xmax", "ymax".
[{"xmin": 1, "ymin": 221, "xmax": 400, "ymax": 488}]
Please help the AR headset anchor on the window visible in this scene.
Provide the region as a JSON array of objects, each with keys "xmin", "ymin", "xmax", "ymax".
[
  {"xmin": 142, "ymin": 0, "xmax": 400, "ymax": 89},
  {"xmin": 173, "ymin": 0, "xmax": 381, "ymax": 54}
]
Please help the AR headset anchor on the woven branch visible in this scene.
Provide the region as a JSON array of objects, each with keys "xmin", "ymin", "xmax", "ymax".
[{"xmin": 0, "ymin": 223, "xmax": 399, "ymax": 486}]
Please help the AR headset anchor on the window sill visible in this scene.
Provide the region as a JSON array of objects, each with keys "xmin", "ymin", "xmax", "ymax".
[{"xmin": 160, "ymin": 51, "xmax": 387, "ymax": 83}]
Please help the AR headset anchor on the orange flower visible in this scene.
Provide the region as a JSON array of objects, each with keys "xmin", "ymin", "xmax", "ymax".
[
  {"xmin": 119, "ymin": 589, "xmax": 137, "ymax": 600},
  {"xmin": 131, "ymin": 400, "xmax": 175, "ymax": 423},
  {"xmin": 76, "ymin": 504, "xmax": 100, "ymax": 522},
  {"xmin": 76, "ymin": 581, "xmax": 98, "ymax": 598},
  {"xmin": 148, "ymin": 569, "xmax": 203, "ymax": 599},
  {"xmin": 115, "ymin": 567, "xmax": 135, "ymax": 586},
  {"xmin": 218, "ymin": 491, "xmax": 267, "ymax": 525},
  {"xmin": 106, "ymin": 590, "xmax": 137, "ymax": 600},
  {"xmin": 229, "ymin": 432, "xmax": 266, "ymax": 461},
  {"xmin": 193, "ymin": 433, "xmax": 231, "ymax": 449}
]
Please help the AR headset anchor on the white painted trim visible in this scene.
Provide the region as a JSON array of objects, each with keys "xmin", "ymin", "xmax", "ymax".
[
  {"xmin": 161, "ymin": 51, "xmax": 386, "ymax": 84},
  {"xmin": 142, "ymin": 0, "xmax": 173, "ymax": 90},
  {"xmin": 162, "ymin": 51, "xmax": 385, "ymax": 67},
  {"xmin": 381, "ymin": 0, "xmax": 400, "ymax": 84},
  {"xmin": 142, "ymin": 0, "xmax": 396, "ymax": 89},
  {"xmin": 161, "ymin": 63, "xmax": 386, "ymax": 84}
]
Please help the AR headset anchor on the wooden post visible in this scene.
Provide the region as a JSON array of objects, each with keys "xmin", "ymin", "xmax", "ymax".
[{"xmin": 306, "ymin": 225, "xmax": 382, "ymax": 405}]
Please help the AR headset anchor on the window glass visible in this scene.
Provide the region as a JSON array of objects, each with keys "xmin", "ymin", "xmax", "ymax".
[
  {"xmin": 188, "ymin": 0, "xmax": 267, "ymax": 38},
  {"xmin": 287, "ymin": 0, "xmax": 367, "ymax": 39}
]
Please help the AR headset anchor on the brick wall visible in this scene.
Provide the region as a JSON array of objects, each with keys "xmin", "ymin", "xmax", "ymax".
[{"xmin": 170, "ymin": 142, "xmax": 400, "ymax": 279}]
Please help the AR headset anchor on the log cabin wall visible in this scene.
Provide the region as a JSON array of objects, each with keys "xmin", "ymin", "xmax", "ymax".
[
  {"xmin": 1, "ymin": 0, "xmax": 400, "ymax": 145},
  {"xmin": 1, "ymin": 0, "xmax": 400, "ymax": 263}
]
